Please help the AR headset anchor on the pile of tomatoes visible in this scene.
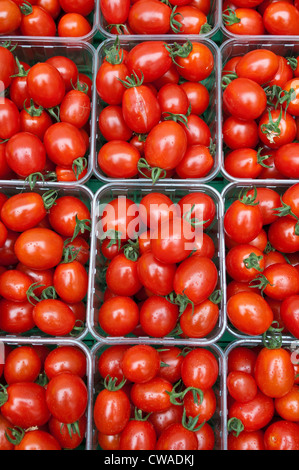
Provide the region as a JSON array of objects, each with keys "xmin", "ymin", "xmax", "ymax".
[
  {"xmin": 96, "ymin": 39, "xmax": 216, "ymax": 181},
  {"xmin": 222, "ymin": 48, "xmax": 299, "ymax": 180},
  {"xmin": 0, "ymin": 0, "xmax": 94, "ymax": 38},
  {"xmin": 98, "ymin": 190, "xmax": 222, "ymax": 340},
  {"xmin": 0, "ymin": 189, "xmax": 91, "ymax": 337},
  {"xmin": 100, "ymin": 0, "xmax": 212, "ymax": 36},
  {"xmin": 94, "ymin": 344, "xmax": 220, "ymax": 450},
  {"xmin": 0, "ymin": 43, "xmax": 92, "ymax": 184},
  {"xmin": 222, "ymin": 0, "xmax": 299, "ymax": 36},
  {"xmin": 0, "ymin": 343, "xmax": 88, "ymax": 450},
  {"xmin": 227, "ymin": 343, "xmax": 299, "ymax": 450},
  {"xmin": 224, "ymin": 183, "xmax": 299, "ymax": 338}
]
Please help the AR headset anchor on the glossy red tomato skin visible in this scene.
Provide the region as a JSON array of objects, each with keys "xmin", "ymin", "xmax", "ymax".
[
  {"xmin": 128, "ymin": 0, "xmax": 171, "ymax": 35},
  {"xmin": 48, "ymin": 196, "xmax": 90, "ymax": 238},
  {"xmin": 180, "ymin": 299, "xmax": 219, "ymax": 339},
  {"xmin": 20, "ymin": 5, "xmax": 56, "ymax": 36},
  {"xmin": 121, "ymin": 345, "xmax": 160, "ymax": 384},
  {"xmin": 149, "ymin": 405, "xmax": 183, "ymax": 438},
  {"xmin": 229, "ymin": 391, "xmax": 275, "ymax": 432},
  {"xmin": 44, "ymin": 346, "xmax": 86, "ymax": 380},
  {"xmin": 259, "ymin": 109, "xmax": 296, "ymax": 149},
  {"xmin": 274, "ymin": 385, "xmax": 299, "ymax": 421},
  {"xmin": 157, "ymin": 347, "xmax": 183, "ymax": 384},
  {"xmin": 5, "ymin": 132, "xmax": 46, "ymax": 178},
  {"xmin": 32, "ymin": 299, "xmax": 76, "ymax": 336},
  {"xmin": 280, "ymin": 295, "xmax": 299, "ymax": 339},
  {"xmin": 123, "ymin": 85, "xmax": 161, "ymax": 135},
  {"xmin": 101, "ymin": 0, "xmax": 130, "ymax": 24},
  {"xmin": 98, "ymin": 141, "xmax": 140, "ymax": 179},
  {"xmin": 274, "ymin": 143, "xmax": 299, "ymax": 179},
  {"xmin": 0, "ymin": 299, "xmax": 35, "ymax": 334},
  {"xmin": 57, "ymin": 13, "xmax": 92, "ymax": 37},
  {"xmin": 0, "ymin": 0, "xmax": 22, "ymax": 34},
  {"xmin": 119, "ymin": 420, "xmax": 156, "ymax": 450},
  {"xmin": 178, "ymin": 192, "xmax": 216, "ymax": 229},
  {"xmin": 228, "ymin": 292, "xmax": 274, "ymax": 336},
  {"xmin": 94, "ymin": 388, "xmax": 131, "ymax": 435},
  {"xmin": 4, "ymin": 346, "xmax": 41, "ymax": 385},
  {"xmin": 53, "ymin": 260, "xmax": 88, "ymax": 304},
  {"xmin": 263, "ymin": 2, "xmax": 299, "ymax": 35},
  {"xmin": 98, "ymin": 433, "xmax": 120, "ymax": 450},
  {"xmin": 156, "ymin": 424, "xmax": 198, "ymax": 451},
  {"xmin": 0, "ymin": 414, "xmax": 14, "ymax": 450},
  {"xmin": 236, "ymin": 49, "xmax": 279, "ymax": 86},
  {"xmin": 227, "ymin": 371, "xmax": 258, "ymax": 404},
  {"xmin": 264, "ymin": 420, "xmax": 299, "ymax": 450},
  {"xmin": 48, "ymin": 415, "xmax": 86, "ymax": 450},
  {"xmin": 224, "ymin": 200, "xmax": 263, "ymax": 245},
  {"xmin": 60, "ymin": 90, "xmax": 90, "ymax": 129},
  {"xmin": 226, "ymin": 244, "xmax": 265, "ymax": 283},
  {"xmin": 106, "ymin": 254, "xmax": 141, "ymax": 297},
  {"xmin": 195, "ymin": 422, "xmax": 215, "ymax": 450},
  {"xmin": 98, "ymin": 296, "xmax": 139, "ymax": 337},
  {"xmin": 228, "ymin": 430, "xmax": 265, "ymax": 450},
  {"xmin": 268, "ymin": 217, "xmax": 299, "ymax": 254},
  {"xmin": 45, "ymin": 56, "xmax": 78, "ymax": 92},
  {"xmin": 1, "ymin": 192, "xmax": 47, "ymax": 232},
  {"xmin": 125, "ymin": 41, "xmax": 172, "ymax": 83},
  {"xmin": 44, "ymin": 122, "xmax": 86, "ymax": 167},
  {"xmin": 228, "ymin": 347, "xmax": 258, "ymax": 375},
  {"xmin": 139, "ymin": 296, "xmax": 179, "ymax": 338},
  {"xmin": 98, "ymin": 345, "xmax": 129, "ymax": 384},
  {"xmin": 27, "ymin": 63, "xmax": 65, "ymax": 108},
  {"xmin": 262, "ymin": 264, "xmax": 299, "ymax": 301},
  {"xmin": 184, "ymin": 387, "xmax": 216, "ymax": 424},
  {"xmin": 254, "ymin": 348, "xmax": 295, "ymax": 399},
  {"xmin": 96, "ymin": 61, "xmax": 129, "ymax": 106},
  {"xmin": 173, "ymin": 256, "xmax": 218, "ymax": 305},
  {"xmin": 224, "ymin": 8, "xmax": 265, "ymax": 35},
  {"xmin": 131, "ymin": 377, "xmax": 173, "ymax": 413},
  {"xmin": 99, "ymin": 106, "xmax": 132, "ymax": 142},
  {"xmin": 175, "ymin": 42, "xmax": 214, "ymax": 82},
  {"xmin": 181, "ymin": 349, "xmax": 219, "ymax": 390},
  {"xmin": 223, "ymin": 116, "xmax": 259, "ymax": 150},
  {"xmin": 137, "ymin": 252, "xmax": 176, "ymax": 296},
  {"xmin": 1, "ymin": 382, "xmax": 50, "ymax": 429},
  {"xmin": 16, "ymin": 263, "xmax": 54, "ymax": 297},
  {"xmin": 223, "ymin": 78, "xmax": 267, "ymax": 121}
]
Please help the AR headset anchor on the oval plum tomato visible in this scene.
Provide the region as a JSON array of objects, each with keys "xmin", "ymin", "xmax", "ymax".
[
  {"xmin": 49, "ymin": 415, "xmax": 86, "ymax": 450},
  {"xmin": 228, "ymin": 430, "xmax": 265, "ymax": 451},
  {"xmin": 98, "ymin": 345, "xmax": 129, "ymax": 384},
  {"xmin": 264, "ymin": 420, "xmax": 299, "ymax": 450},
  {"xmin": 223, "ymin": 116, "xmax": 259, "ymax": 150},
  {"xmin": 98, "ymin": 141, "xmax": 140, "ymax": 179},
  {"xmin": 246, "ymin": 187, "xmax": 281, "ymax": 225},
  {"xmin": 173, "ymin": 6, "xmax": 209, "ymax": 34},
  {"xmin": 14, "ymin": 430, "xmax": 61, "ymax": 451},
  {"xmin": 0, "ymin": 382, "xmax": 50, "ymax": 428},
  {"xmin": 101, "ymin": 197, "xmax": 139, "ymax": 243},
  {"xmin": 121, "ymin": 345, "xmax": 160, "ymax": 384},
  {"xmin": 96, "ymin": 59, "xmax": 129, "ymax": 107},
  {"xmin": 14, "ymin": 228, "xmax": 64, "ymax": 270},
  {"xmin": 226, "ymin": 245, "xmax": 265, "ymax": 282},
  {"xmin": 44, "ymin": 122, "xmax": 86, "ymax": 168},
  {"xmin": 228, "ymin": 347, "xmax": 258, "ymax": 375},
  {"xmin": 263, "ymin": 2, "xmax": 299, "ymax": 35},
  {"xmin": 0, "ymin": 270, "xmax": 32, "ymax": 302},
  {"xmin": 4, "ymin": 346, "xmax": 41, "ymax": 385},
  {"xmin": 139, "ymin": 296, "xmax": 179, "ymax": 338},
  {"xmin": 0, "ymin": 98, "xmax": 20, "ymax": 140},
  {"xmin": 258, "ymin": 108, "xmax": 296, "ymax": 149},
  {"xmin": 94, "ymin": 384, "xmax": 130, "ymax": 436},
  {"xmin": 98, "ymin": 296, "xmax": 139, "ymax": 337},
  {"xmin": 274, "ymin": 142, "xmax": 299, "ymax": 178},
  {"xmin": 59, "ymin": 90, "xmax": 91, "ymax": 129},
  {"xmin": 149, "ymin": 405, "xmax": 183, "ymax": 438},
  {"xmin": 268, "ymin": 55, "xmax": 294, "ymax": 88},
  {"xmin": 20, "ymin": 4, "xmax": 56, "ymax": 36},
  {"xmin": 181, "ymin": 349, "xmax": 218, "ymax": 390},
  {"xmin": 20, "ymin": 103, "xmax": 53, "ymax": 140},
  {"xmin": 195, "ymin": 422, "xmax": 215, "ymax": 450},
  {"xmin": 32, "ymin": 299, "xmax": 76, "ymax": 336},
  {"xmin": 137, "ymin": 251, "xmax": 176, "ymax": 296},
  {"xmin": 184, "ymin": 387, "xmax": 216, "ymax": 424},
  {"xmin": 139, "ymin": 192, "xmax": 178, "ymax": 229},
  {"xmin": 236, "ymin": 49, "xmax": 279, "ymax": 85},
  {"xmin": 180, "ymin": 298, "xmax": 219, "ymax": 339},
  {"xmin": 156, "ymin": 423, "xmax": 198, "ymax": 451},
  {"xmin": 178, "ymin": 192, "xmax": 216, "ymax": 230},
  {"xmin": 48, "ymin": 196, "xmax": 90, "ymax": 239},
  {"xmin": 53, "ymin": 260, "xmax": 88, "ymax": 304},
  {"xmin": 257, "ymin": 263, "xmax": 299, "ymax": 301},
  {"xmin": 57, "ymin": 13, "xmax": 91, "ymax": 37},
  {"xmin": 0, "ymin": 299, "xmax": 35, "ymax": 334},
  {"xmin": 106, "ymin": 253, "xmax": 141, "ymax": 297},
  {"xmin": 227, "ymin": 292, "xmax": 274, "ymax": 336},
  {"xmin": 181, "ymin": 115, "xmax": 211, "ymax": 147},
  {"xmin": 224, "ymin": 148, "xmax": 270, "ymax": 179},
  {"xmin": 101, "ymin": 0, "xmax": 130, "ymax": 24},
  {"xmin": 228, "ymin": 391, "xmax": 274, "ymax": 432},
  {"xmin": 99, "ymin": 106, "xmax": 132, "ymax": 142},
  {"xmin": 176, "ymin": 145, "xmax": 214, "ymax": 179},
  {"xmin": 280, "ymin": 295, "xmax": 299, "ymax": 339},
  {"xmin": 224, "ymin": 193, "xmax": 263, "ymax": 244},
  {"xmin": 119, "ymin": 418, "xmax": 156, "ymax": 451},
  {"xmin": 44, "ymin": 346, "xmax": 86, "ymax": 380},
  {"xmin": 59, "ymin": 0, "xmax": 94, "ymax": 16},
  {"xmin": 1, "ymin": 192, "xmax": 47, "ymax": 232},
  {"xmin": 223, "ymin": 7, "xmax": 265, "ymax": 35},
  {"xmin": 46, "ymin": 56, "xmax": 78, "ymax": 92},
  {"xmin": 125, "ymin": 41, "xmax": 172, "ymax": 83},
  {"xmin": 0, "ymin": 0, "xmax": 22, "ymax": 34},
  {"xmin": 157, "ymin": 83, "xmax": 189, "ymax": 116},
  {"xmin": 180, "ymin": 81, "xmax": 209, "ymax": 116},
  {"xmin": 46, "ymin": 372, "xmax": 87, "ymax": 425},
  {"xmin": 131, "ymin": 377, "xmax": 173, "ymax": 413},
  {"xmin": 174, "ymin": 42, "xmax": 214, "ymax": 82},
  {"xmin": 17, "ymin": 263, "xmax": 54, "ymax": 297},
  {"xmin": 5, "ymin": 132, "xmax": 46, "ymax": 178},
  {"xmin": 0, "ymin": 45, "xmax": 15, "ymax": 90},
  {"xmin": 268, "ymin": 217, "xmax": 299, "ymax": 253},
  {"xmin": 275, "ymin": 385, "xmax": 299, "ymax": 421},
  {"xmin": 27, "ymin": 62, "xmax": 65, "ymax": 108},
  {"xmin": 144, "ymin": 120, "xmax": 188, "ymax": 172},
  {"xmin": 157, "ymin": 347, "xmax": 183, "ymax": 384},
  {"xmin": 227, "ymin": 371, "xmax": 258, "ymax": 403},
  {"xmin": 128, "ymin": 0, "xmax": 171, "ymax": 35},
  {"xmin": 37, "ymin": 0, "xmax": 61, "ymax": 19},
  {"xmin": 173, "ymin": 256, "xmax": 218, "ymax": 305},
  {"xmin": 223, "ymin": 78, "xmax": 267, "ymax": 121},
  {"xmin": 98, "ymin": 433, "xmax": 120, "ymax": 451}
]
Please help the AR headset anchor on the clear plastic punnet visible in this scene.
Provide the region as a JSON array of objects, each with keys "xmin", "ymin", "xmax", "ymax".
[
  {"xmin": 222, "ymin": 181, "xmax": 299, "ymax": 341},
  {"xmin": 0, "ymin": 39, "xmax": 97, "ymax": 187},
  {"xmin": 97, "ymin": 0, "xmax": 221, "ymax": 40},
  {"xmin": 90, "ymin": 341, "xmax": 227, "ymax": 450},
  {"xmin": 92, "ymin": 36, "xmax": 222, "ymax": 185},
  {"xmin": 220, "ymin": 38, "xmax": 299, "ymax": 185},
  {"xmin": 0, "ymin": 181, "xmax": 94, "ymax": 341},
  {"xmin": 88, "ymin": 182, "xmax": 227, "ymax": 345}
]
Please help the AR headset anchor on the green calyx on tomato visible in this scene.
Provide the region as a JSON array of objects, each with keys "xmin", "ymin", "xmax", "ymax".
[
  {"xmin": 71, "ymin": 78, "xmax": 89, "ymax": 95},
  {"xmin": 119, "ymin": 71, "xmax": 144, "ymax": 89},
  {"xmin": 63, "ymin": 421, "xmax": 82, "ymax": 439},
  {"xmin": 123, "ymin": 239, "xmax": 139, "ymax": 262},
  {"xmin": 104, "ymin": 37, "xmax": 124, "ymax": 66},
  {"xmin": 137, "ymin": 158, "xmax": 167, "ymax": 185},
  {"xmin": 274, "ymin": 198, "xmax": 299, "ymax": 236},
  {"xmin": 24, "ymin": 99, "xmax": 44, "ymax": 118},
  {"xmin": 244, "ymin": 253, "xmax": 264, "ymax": 272},
  {"xmin": 26, "ymin": 282, "xmax": 57, "ymax": 305},
  {"xmin": 183, "ymin": 203, "xmax": 210, "ymax": 229},
  {"xmin": 164, "ymin": 41, "xmax": 193, "ymax": 68},
  {"xmin": 166, "ymin": 381, "xmax": 204, "ymax": 407},
  {"xmin": 1, "ymin": 41, "xmax": 18, "ymax": 54},
  {"xmin": 72, "ymin": 157, "xmax": 88, "ymax": 181},
  {"xmin": 0, "ymin": 384, "xmax": 8, "ymax": 407},
  {"xmin": 181, "ymin": 408, "xmax": 205, "ymax": 433},
  {"xmin": 222, "ymin": 8, "xmax": 241, "ymax": 26},
  {"xmin": 47, "ymin": 106, "xmax": 60, "ymax": 123},
  {"xmin": 71, "ymin": 214, "xmax": 91, "ymax": 242},
  {"xmin": 20, "ymin": 1, "xmax": 34, "ymax": 16},
  {"xmin": 260, "ymin": 108, "xmax": 283, "ymax": 144},
  {"xmin": 163, "ymin": 103, "xmax": 191, "ymax": 128},
  {"xmin": 249, "ymin": 274, "xmax": 273, "ymax": 296},
  {"xmin": 227, "ymin": 417, "xmax": 244, "ymax": 437},
  {"xmin": 5, "ymin": 426, "xmax": 25, "ymax": 446},
  {"xmin": 221, "ymin": 72, "xmax": 238, "ymax": 90},
  {"xmin": 132, "ymin": 408, "xmax": 152, "ymax": 422},
  {"xmin": 238, "ymin": 186, "xmax": 259, "ymax": 207},
  {"xmin": 286, "ymin": 57, "xmax": 298, "ymax": 71},
  {"xmin": 101, "ymin": 229, "xmax": 122, "ymax": 251},
  {"xmin": 209, "ymin": 289, "xmax": 223, "ymax": 305},
  {"xmin": 262, "ymin": 321, "xmax": 284, "ymax": 350},
  {"xmin": 169, "ymin": 6, "xmax": 183, "ymax": 34},
  {"xmin": 62, "ymin": 244, "xmax": 81, "ymax": 264},
  {"xmin": 42, "ymin": 189, "xmax": 59, "ymax": 211},
  {"xmin": 104, "ymin": 375, "xmax": 127, "ymax": 392},
  {"xmin": 166, "ymin": 291, "xmax": 195, "ymax": 316},
  {"xmin": 106, "ymin": 24, "xmax": 128, "ymax": 35},
  {"xmin": 10, "ymin": 57, "xmax": 28, "ymax": 79}
]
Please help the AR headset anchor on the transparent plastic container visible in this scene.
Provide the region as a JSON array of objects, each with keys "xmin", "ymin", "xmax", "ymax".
[
  {"xmin": 220, "ymin": 38, "xmax": 299, "ymax": 184},
  {"xmin": 97, "ymin": 0, "xmax": 221, "ymax": 40},
  {"xmin": 224, "ymin": 338, "xmax": 299, "ymax": 450},
  {"xmin": 222, "ymin": 181, "xmax": 299, "ymax": 341},
  {"xmin": 0, "ymin": 181, "xmax": 94, "ymax": 341},
  {"xmin": 92, "ymin": 37, "xmax": 221, "ymax": 185},
  {"xmin": 88, "ymin": 182, "xmax": 227, "ymax": 345},
  {"xmin": 0, "ymin": 39, "xmax": 96, "ymax": 187},
  {"xmin": 89, "ymin": 341, "xmax": 226, "ymax": 450},
  {"xmin": 0, "ymin": 2, "xmax": 98, "ymax": 43},
  {"xmin": 0, "ymin": 336, "xmax": 93, "ymax": 450}
]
